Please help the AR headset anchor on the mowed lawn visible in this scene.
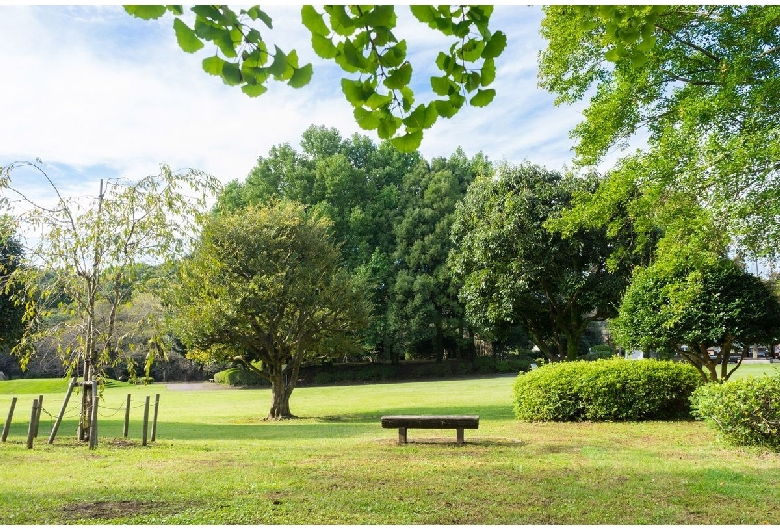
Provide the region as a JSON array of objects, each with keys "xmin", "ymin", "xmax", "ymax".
[{"xmin": 1, "ymin": 371, "xmax": 780, "ymax": 524}]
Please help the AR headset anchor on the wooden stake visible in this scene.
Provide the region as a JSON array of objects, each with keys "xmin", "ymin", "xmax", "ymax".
[
  {"xmin": 26, "ymin": 398, "xmax": 39, "ymax": 449},
  {"xmin": 48, "ymin": 376, "xmax": 77, "ymax": 444},
  {"xmin": 151, "ymin": 394, "xmax": 160, "ymax": 442},
  {"xmin": 33, "ymin": 394, "xmax": 43, "ymax": 438},
  {"xmin": 141, "ymin": 396, "xmax": 150, "ymax": 446},
  {"xmin": 2, "ymin": 397, "xmax": 17, "ymax": 442},
  {"xmin": 89, "ymin": 381, "xmax": 98, "ymax": 450},
  {"xmin": 123, "ymin": 394, "xmax": 131, "ymax": 438}
]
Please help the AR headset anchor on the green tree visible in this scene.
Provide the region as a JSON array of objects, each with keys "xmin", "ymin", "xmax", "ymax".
[
  {"xmin": 540, "ymin": 5, "xmax": 780, "ymax": 260},
  {"xmin": 611, "ymin": 256, "xmax": 780, "ymax": 382},
  {"xmin": 217, "ymin": 125, "xmax": 420, "ymax": 361},
  {"xmin": 449, "ymin": 162, "xmax": 637, "ymax": 362},
  {"xmin": 124, "ymin": 5, "xmax": 507, "ymax": 151},
  {"xmin": 0, "ymin": 216, "xmax": 25, "ymax": 375},
  {"xmin": 169, "ymin": 201, "xmax": 368, "ymax": 419},
  {"xmin": 393, "ymin": 149, "xmax": 488, "ymax": 361},
  {"xmin": 1, "ymin": 161, "xmax": 218, "ymax": 444}
]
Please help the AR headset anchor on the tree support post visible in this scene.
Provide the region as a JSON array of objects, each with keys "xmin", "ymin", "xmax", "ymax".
[
  {"xmin": 142, "ymin": 396, "xmax": 150, "ymax": 446},
  {"xmin": 123, "ymin": 394, "xmax": 131, "ymax": 438},
  {"xmin": 33, "ymin": 394, "xmax": 43, "ymax": 438},
  {"xmin": 89, "ymin": 381, "xmax": 98, "ymax": 450},
  {"xmin": 151, "ymin": 394, "xmax": 160, "ymax": 442},
  {"xmin": 2, "ymin": 397, "xmax": 17, "ymax": 442},
  {"xmin": 26, "ymin": 398, "xmax": 39, "ymax": 449},
  {"xmin": 49, "ymin": 376, "xmax": 77, "ymax": 444}
]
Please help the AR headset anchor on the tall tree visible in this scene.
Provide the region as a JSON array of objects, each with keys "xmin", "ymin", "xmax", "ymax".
[
  {"xmin": 125, "ymin": 5, "xmax": 507, "ymax": 151},
  {"xmin": 393, "ymin": 149, "xmax": 488, "ymax": 361},
  {"xmin": 169, "ymin": 201, "xmax": 368, "ymax": 419},
  {"xmin": 217, "ymin": 125, "xmax": 420, "ymax": 361},
  {"xmin": 1, "ymin": 161, "xmax": 218, "ymax": 444},
  {"xmin": 449, "ymin": 162, "xmax": 638, "ymax": 361},
  {"xmin": 611, "ymin": 256, "xmax": 780, "ymax": 382},
  {"xmin": 540, "ymin": 5, "xmax": 780, "ymax": 261}
]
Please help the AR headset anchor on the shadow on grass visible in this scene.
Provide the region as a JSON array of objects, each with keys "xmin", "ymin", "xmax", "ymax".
[{"xmin": 17, "ymin": 404, "xmax": 513, "ymax": 443}]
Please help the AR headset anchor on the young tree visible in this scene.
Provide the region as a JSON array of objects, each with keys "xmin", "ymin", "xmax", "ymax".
[
  {"xmin": 611, "ymin": 256, "xmax": 780, "ymax": 382},
  {"xmin": 449, "ymin": 162, "xmax": 639, "ymax": 362},
  {"xmin": 124, "ymin": 5, "xmax": 507, "ymax": 151},
  {"xmin": 1, "ymin": 161, "xmax": 218, "ymax": 444},
  {"xmin": 540, "ymin": 5, "xmax": 780, "ymax": 261},
  {"xmin": 169, "ymin": 201, "xmax": 369, "ymax": 419}
]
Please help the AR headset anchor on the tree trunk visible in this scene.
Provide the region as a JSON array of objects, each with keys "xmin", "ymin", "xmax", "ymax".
[{"xmin": 267, "ymin": 371, "xmax": 295, "ymax": 420}]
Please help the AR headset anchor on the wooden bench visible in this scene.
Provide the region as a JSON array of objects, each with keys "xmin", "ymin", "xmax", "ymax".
[{"xmin": 381, "ymin": 415, "xmax": 479, "ymax": 445}]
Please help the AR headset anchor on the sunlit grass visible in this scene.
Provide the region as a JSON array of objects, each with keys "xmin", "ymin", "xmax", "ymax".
[{"xmin": 1, "ymin": 374, "xmax": 779, "ymax": 524}]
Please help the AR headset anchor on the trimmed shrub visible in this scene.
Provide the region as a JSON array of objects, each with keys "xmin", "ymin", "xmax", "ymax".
[
  {"xmin": 691, "ymin": 375, "xmax": 780, "ymax": 451},
  {"xmin": 213, "ymin": 367, "xmax": 268, "ymax": 387},
  {"xmin": 313, "ymin": 372, "xmax": 336, "ymax": 385},
  {"xmin": 513, "ymin": 358, "xmax": 702, "ymax": 421}
]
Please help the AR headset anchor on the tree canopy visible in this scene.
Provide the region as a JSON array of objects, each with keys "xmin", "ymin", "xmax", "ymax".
[
  {"xmin": 610, "ymin": 256, "xmax": 780, "ymax": 382},
  {"xmin": 449, "ymin": 162, "xmax": 639, "ymax": 361},
  {"xmin": 124, "ymin": 5, "xmax": 507, "ymax": 152},
  {"xmin": 540, "ymin": 5, "xmax": 780, "ymax": 260},
  {"xmin": 169, "ymin": 200, "xmax": 368, "ymax": 419}
]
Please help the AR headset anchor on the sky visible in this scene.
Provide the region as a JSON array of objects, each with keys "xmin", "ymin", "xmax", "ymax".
[{"xmin": 0, "ymin": 5, "xmax": 605, "ymax": 205}]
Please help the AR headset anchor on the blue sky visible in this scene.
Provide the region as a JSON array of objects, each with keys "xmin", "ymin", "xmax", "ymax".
[{"xmin": 0, "ymin": 5, "xmax": 605, "ymax": 202}]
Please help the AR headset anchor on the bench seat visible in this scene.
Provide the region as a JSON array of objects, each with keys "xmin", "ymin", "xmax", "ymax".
[{"xmin": 381, "ymin": 415, "xmax": 479, "ymax": 444}]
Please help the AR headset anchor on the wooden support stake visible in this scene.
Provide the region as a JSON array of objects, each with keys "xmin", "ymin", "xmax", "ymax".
[
  {"xmin": 151, "ymin": 393, "xmax": 160, "ymax": 442},
  {"xmin": 2, "ymin": 397, "xmax": 17, "ymax": 442},
  {"xmin": 89, "ymin": 381, "xmax": 98, "ymax": 450},
  {"xmin": 33, "ymin": 394, "xmax": 43, "ymax": 438},
  {"xmin": 123, "ymin": 394, "xmax": 131, "ymax": 438},
  {"xmin": 141, "ymin": 396, "xmax": 150, "ymax": 446},
  {"xmin": 26, "ymin": 398, "xmax": 39, "ymax": 449},
  {"xmin": 48, "ymin": 376, "xmax": 77, "ymax": 444}
]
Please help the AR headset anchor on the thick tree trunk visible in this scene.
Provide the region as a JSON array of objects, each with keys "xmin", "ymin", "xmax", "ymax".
[{"xmin": 267, "ymin": 371, "xmax": 296, "ymax": 420}]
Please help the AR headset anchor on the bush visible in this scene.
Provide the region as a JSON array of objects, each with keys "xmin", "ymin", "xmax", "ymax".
[
  {"xmin": 313, "ymin": 372, "xmax": 336, "ymax": 385},
  {"xmin": 583, "ymin": 344, "xmax": 614, "ymax": 361},
  {"xmin": 213, "ymin": 367, "xmax": 268, "ymax": 387},
  {"xmin": 513, "ymin": 359, "xmax": 702, "ymax": 421},
  {"xmin": 691, "ymin": 375, "xmax": 780, "ymax": 450}
]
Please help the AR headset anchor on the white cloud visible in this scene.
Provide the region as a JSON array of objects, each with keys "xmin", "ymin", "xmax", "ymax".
[{"xmin": 0, "ymin": 4, "xmax": 602, "ymax": 196}]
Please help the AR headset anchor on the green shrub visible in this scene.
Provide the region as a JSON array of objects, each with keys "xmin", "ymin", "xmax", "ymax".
[
  {"xmin": 513, "ymin": 359, "xmax": 702, "ymax": 421},
  {"xmin": 691, "ymin": 375, "xmax": 780, "ymax": 450},
  {"xmin": 474, "ymin": 356, "xmax": 495, "ymax": 374},
  {"xmin": 583, "ymin": 344, "xmax": 615, "ymax": 361},
  {"xmin": 313, "ymin": 372, "xmax": 336, "ymax": 385},
  {"xmin": 213, "ymin": 367, "xmax": 267, "ymax": 387}
]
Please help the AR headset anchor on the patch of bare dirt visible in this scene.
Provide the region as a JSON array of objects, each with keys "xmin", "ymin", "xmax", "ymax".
[{"xmin": 61, "ymin": 500, "xmax": 165, "ymax": 520}]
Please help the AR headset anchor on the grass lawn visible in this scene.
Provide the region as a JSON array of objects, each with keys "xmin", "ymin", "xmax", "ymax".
[{"xmin": 1, "ymin": 373, "xmax": 780, "ymax": 524}]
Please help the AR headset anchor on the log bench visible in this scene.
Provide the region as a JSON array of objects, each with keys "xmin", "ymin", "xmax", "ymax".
[{"xmin": 381, "ymin": 415, "xmax": 479, "ymax": 445}]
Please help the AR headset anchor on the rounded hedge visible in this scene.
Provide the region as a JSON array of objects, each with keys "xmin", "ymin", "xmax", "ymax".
[
  {"xmin": 513, "ymin": 358, "xmax": 702, "ymax": 421},
  {"xmin": 213, "ymin": 367, "xmax": 268, "ymax": 387},
  {"xmin": 691, "ymin": 374, "xmax": 780, "ymax": 451}
]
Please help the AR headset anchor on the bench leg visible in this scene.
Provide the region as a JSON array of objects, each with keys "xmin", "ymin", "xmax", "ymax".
[
  {"xmin": 456, "ymin": 428, "xmax": 464, "ymax": 445},
  {"xmin": 398, "ymin": 427, "xmax": 407, "ymax": 444}
]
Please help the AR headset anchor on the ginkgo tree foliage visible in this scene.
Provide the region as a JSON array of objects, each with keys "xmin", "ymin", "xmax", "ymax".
[
  {"xmin": 540, "ymin": 5, "xmax": 780, "ymax": 261},
  {"xmin": 124, "ymin": 5, "xmax": 507, "ymax": 152}
]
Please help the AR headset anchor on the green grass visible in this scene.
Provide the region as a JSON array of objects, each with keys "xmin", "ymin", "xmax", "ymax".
[{"xmin": 1, "ymin": 374, "xmax": 780, "ymax": 524}]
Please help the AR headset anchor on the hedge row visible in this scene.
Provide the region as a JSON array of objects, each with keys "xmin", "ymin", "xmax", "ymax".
[
  {"xmin": 691, "ymin": 374, "xmax": 780, "ymax": 450},
  {"xmin": 213, "ymin": 356, "xmax": 532, "ymax": 387},
  {"xmin": 513, "ymin": 358, "xmax": 702, "ymax": 421},
  {"xmin": 213, "ymin": 367, "xmax": 269, "ymax": 387}
]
